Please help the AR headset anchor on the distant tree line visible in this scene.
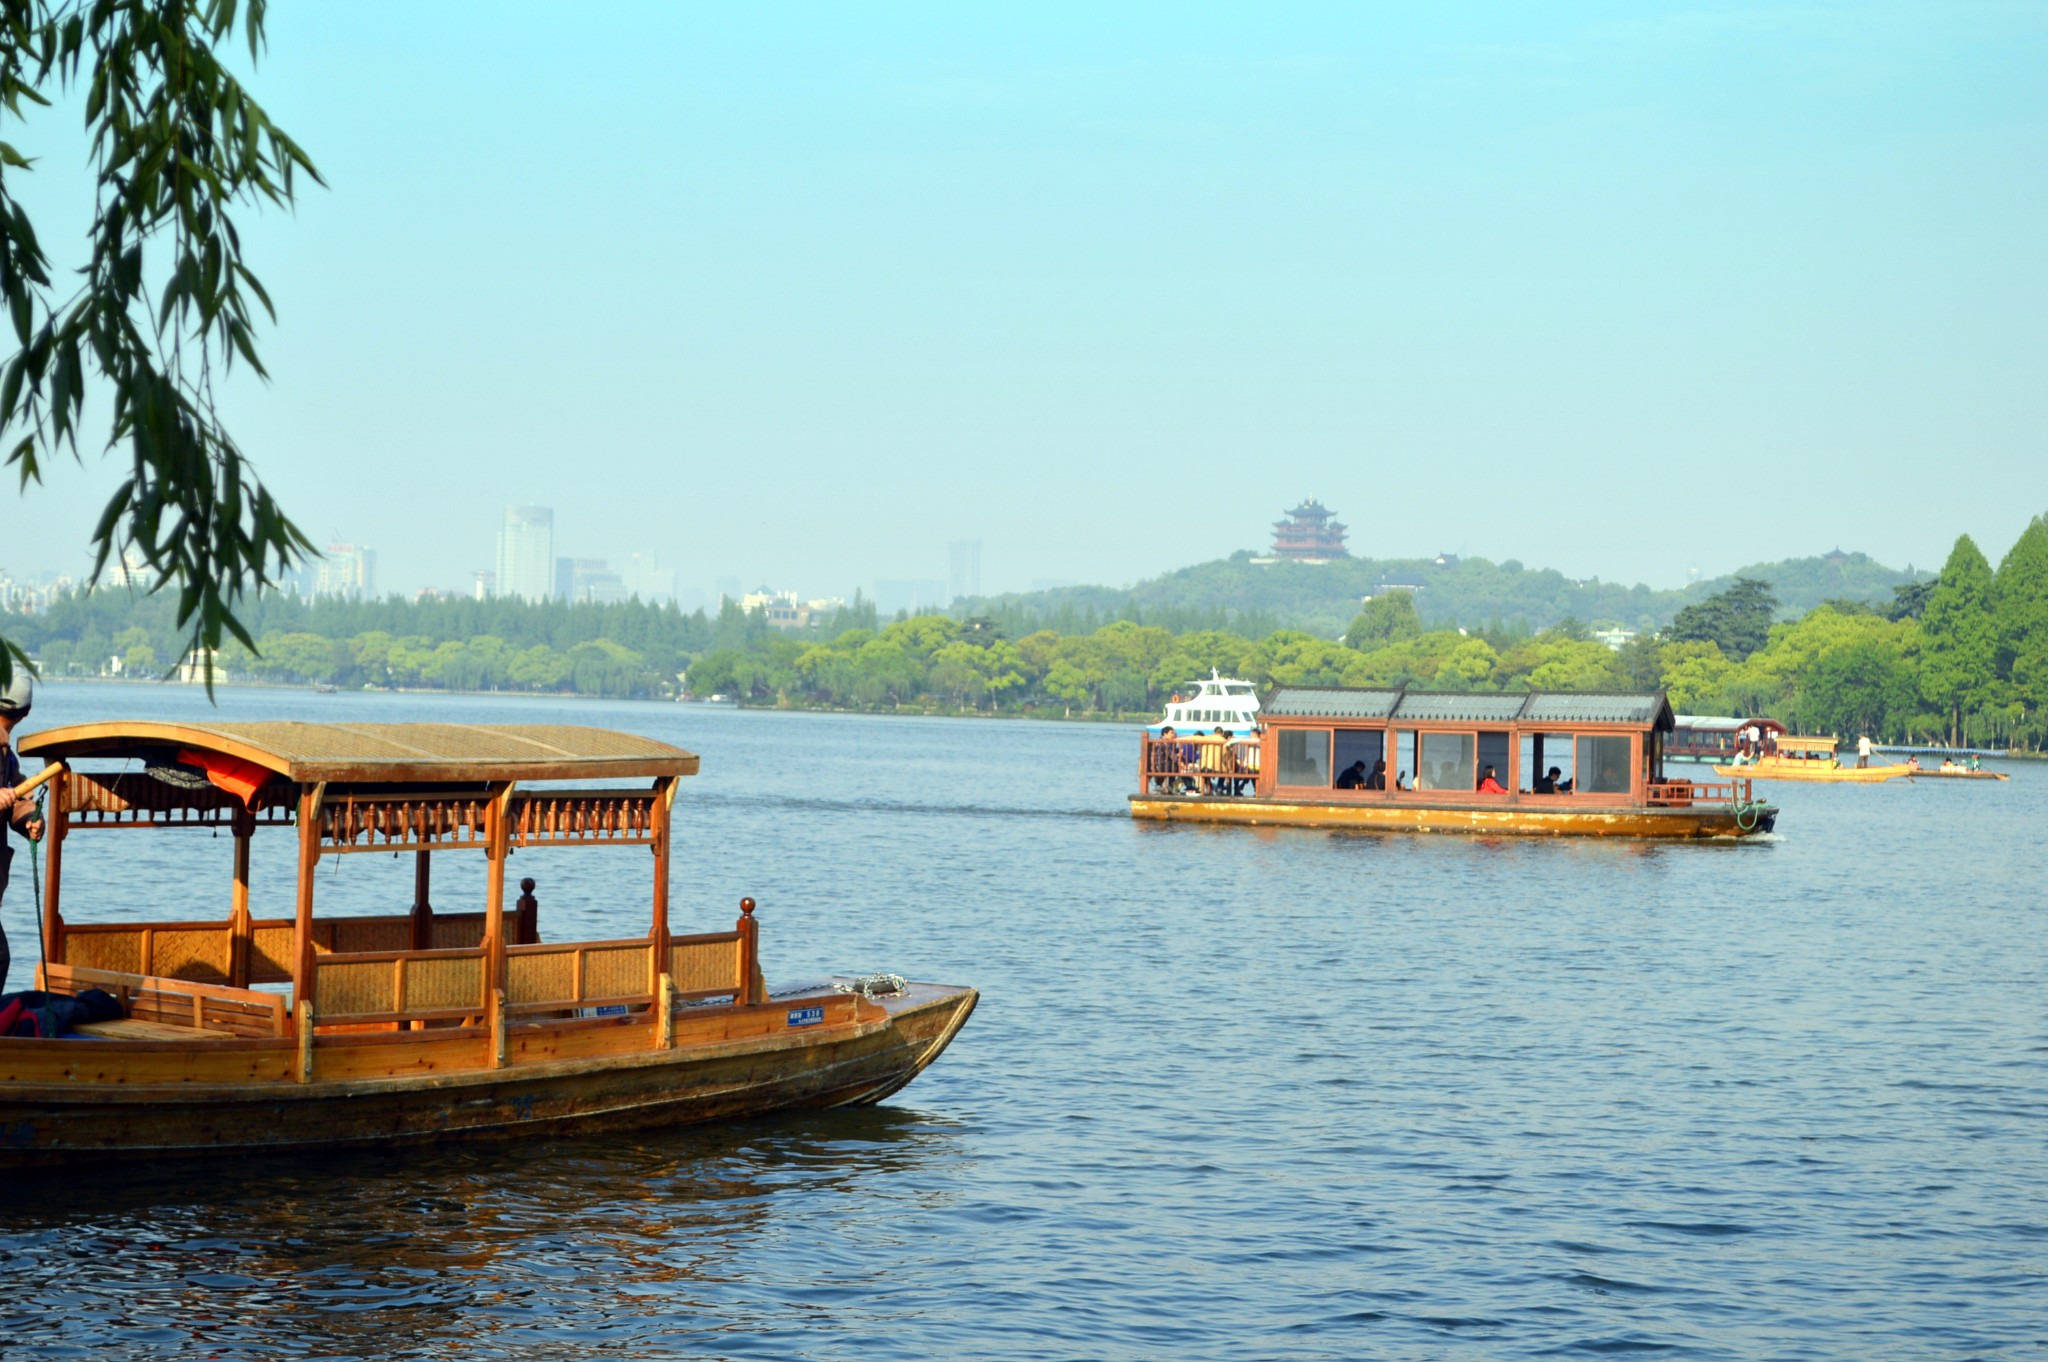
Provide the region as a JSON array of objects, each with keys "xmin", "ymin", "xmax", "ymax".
[{"xmin": 9, "ymin": 518, "xmax": 2045, "ymax": 749}]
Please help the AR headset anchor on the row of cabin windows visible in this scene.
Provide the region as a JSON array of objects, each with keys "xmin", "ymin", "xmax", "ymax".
[
  {"xmin": 1275, "ymin": 728, "xmax": 1636, "ymax": 794},
  {"xmin": 1177, "ymin": 708, "xmax": 1249, "ymax": 725}
]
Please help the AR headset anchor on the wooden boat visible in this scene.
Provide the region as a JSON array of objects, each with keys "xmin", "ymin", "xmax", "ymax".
[
  {"xmin": 1712, "ymin": 735, "xmax": 1913, "ymax": 782},
  {"xmin": 0, "ymin": 721, "xmax": 975, "ymax": 1165},
  {"xmin": 1906, "ymin": 764, "xmax": 2009, "ymax": 781},
  {"xmin": 1132, "ymin": 687, "xmax": 1777, "ymax": 838}
]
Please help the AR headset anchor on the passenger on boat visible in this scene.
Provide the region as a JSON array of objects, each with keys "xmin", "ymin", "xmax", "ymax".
[
  {"xmin": 1532, "ymin": 766, "xmax": 1560, "ymax": 795},
  {"xmin": 1364, "ymin": 759, "xmax": 1387, "ymax": 791},
  {"xmin": 1477, "ymin": 765, "xmax": 1506, "ymax": 794},
  {"xmin": 0, "ymin": 672, "xmax": 43, "ymax": 993},
  {"xmin": 1149, "ymin": 726, "xmax": 1186, "ymax": 794},
  {"xmin": 1856, "ymin": 734, "xmax": 1873, "ymax": 768},
  {"xmin": 1396, "ymin": 770, "xmax": 1412, "ymax": 791},
  {"xmin": 1198, "ymin": 727, "xmax": 1236, "ymax": 794},
  {"xmin": 1335, "ymin": 760, "xmax": 1369, "ymax": 790}
]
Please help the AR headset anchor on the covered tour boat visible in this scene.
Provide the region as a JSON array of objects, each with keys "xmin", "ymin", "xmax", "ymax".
[
  {"xmin": 1712, "ymin": 734, "xmax": 1912, "ymax": 782},
  {"xmin": 1133, "ymin": 687, "xmax": 1776, "ymax": 838},
  {"xmin": 1666, "ymin": 715, "xmax": 1787, "ymax": 763},
  {"xmin": 0, "ymin": 721, "xmax": 975, "ymax": 1164}
]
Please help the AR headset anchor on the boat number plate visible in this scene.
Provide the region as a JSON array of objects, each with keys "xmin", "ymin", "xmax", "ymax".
[{"xmin": 787, "ymin": 1006, "xmax": 825, "ymax": 1027}]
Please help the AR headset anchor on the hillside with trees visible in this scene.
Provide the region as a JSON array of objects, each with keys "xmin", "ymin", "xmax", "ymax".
[{"xmin": 966, "ymin": 550, "xmax": 1922, "ymax": 639}]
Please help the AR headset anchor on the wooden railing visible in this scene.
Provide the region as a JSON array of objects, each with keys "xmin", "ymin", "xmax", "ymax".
[
  {"xmin": 1645, "ymin": 779, "xmax": 1751, "ymax": 807},
  {"xmin": 313, "ymin": 948, "xmax": 488, "ymax": 1024},
  {"xmin": 506, "ymin": 938, "xmax": 656, "ymax": 1016},
  {"xmin": 1140, "ymin": 737, "xmax": 1259, "ymax": 796}
]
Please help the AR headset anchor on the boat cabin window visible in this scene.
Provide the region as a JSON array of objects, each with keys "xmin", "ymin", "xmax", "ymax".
[
  {"xmin": 1522, "ymin": 733, "xmax": 1576, "ymax": 792},
  {"xmin": 1477, "ymin": 731, "xmax": 1511, "ymax": 789},
  {"xmin": 1332, "ymin": 729, "xmax": 1385, "ymax": 787},
  {"xmin": 1416, "ymin": 733, "xmax": 1474, "ymax": 792},
  {"xmin": 1576, "ymin": 735, "xmax": 1633, "ymax": 794},
  {"xmin": 1277, "ymin": 729, "xmax": 1331, "ymax": 787},
  {"xmin": 1394, "ymin": 730, "xmax": 1415, "ymax": 789}
]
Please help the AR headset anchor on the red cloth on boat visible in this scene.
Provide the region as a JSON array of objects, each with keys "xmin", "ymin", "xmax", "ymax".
[{"xmin": 178, "ymin": 748, "xmax": 275, "ymax": 809}]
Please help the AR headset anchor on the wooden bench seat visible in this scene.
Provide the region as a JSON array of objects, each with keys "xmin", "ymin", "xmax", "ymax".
[
  {"xmin": 73, "ymin": 1016, "xmax": 237, "ymax": 1042},
  {"xmin": 37, "ymin": 962, "xmax": 290, "ymax": 1038}
]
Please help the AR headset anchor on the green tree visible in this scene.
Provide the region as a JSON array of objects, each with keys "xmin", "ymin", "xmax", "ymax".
[
  {"xmin": 1344, "ymin": 590, "xmax": 1422, "ymax": 649},
  {"xmin": 1991, "ymin": 515, "xmax": 2048, "ymax": 742},
  {"xmin": 1919, "ymin": 535, "xmax": 1997, "ymax": 744},
  {"xmin": 1794, "ymin": 641, "xmax": 1917, "ymax": 740},
  {"xmin": 1669, "ymin": 577, "xmax": 1776, "ymax": 661},
  {"xmin": 1, "ymin": 1, "xmax": 322, "ymax": 684}
]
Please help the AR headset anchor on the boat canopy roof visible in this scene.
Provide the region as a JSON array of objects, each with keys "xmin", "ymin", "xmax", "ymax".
[
  {"xmin": 1673, "ymin": 715, "xmax": 1786, "ymax": 733},
  {"xmin": 21, "ymin": 721, "xmax": 700, "ymax": 784},
  {"xmin": 1774, "ymin": 735, "xmax": 1837, "ymax": 754},
  {"xmin": 1264, "ymin": 687, "xmax": 1674, "ymax": 730}
]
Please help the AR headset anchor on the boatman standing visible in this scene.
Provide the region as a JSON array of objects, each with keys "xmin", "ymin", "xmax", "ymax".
[
  {"xmin": 1856, "ymin": 733, "xmax": 1872, "ymax": 768},
  {"xmin": 0, "ymin": 672, "xmax": 44, "ymax": 993}
]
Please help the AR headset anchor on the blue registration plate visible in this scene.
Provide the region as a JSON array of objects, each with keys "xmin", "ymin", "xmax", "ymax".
[{"xmin": 787, "ymin": 1006, "xmax": 825, "ymax": 1027}]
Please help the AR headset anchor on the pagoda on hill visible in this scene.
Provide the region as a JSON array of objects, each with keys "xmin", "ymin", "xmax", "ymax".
[{"xmin": 1270, "ymin": 498, "xmax": 1349, "ymax": 561}]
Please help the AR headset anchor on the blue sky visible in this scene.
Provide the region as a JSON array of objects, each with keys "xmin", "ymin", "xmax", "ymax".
[{"xmin": 6, "ymin": 1, "xmax": 2045, "ymax": 602}]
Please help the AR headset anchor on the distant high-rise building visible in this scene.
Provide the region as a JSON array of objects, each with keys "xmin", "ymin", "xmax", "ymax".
[
  {"xmin": 496, "ymin": 506, "xmax": 555, "ymax": 601},
  {"xmin": 620, "ymin": 552, "xmax": 674, "ymax": 603},
  {"xmin": 557, "ymin": 557, "xmax": 625, "ymax": 605},
  {"xmin": 947, "ymin": 539, "xmax": 982, "ymax": 603},
  {"xmin": 472, "ymin": 569, "xmax": 495, "ymax": 601},
  {"xmin": 312, "ymin": 542, "xmax": 377, "ymax": 599}
]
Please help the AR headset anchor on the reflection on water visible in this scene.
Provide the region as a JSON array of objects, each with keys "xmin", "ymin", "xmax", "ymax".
[
  {"xmin": 0, "ymin": 1106, "xmax": 964, "ymax": 1359},
  {"xmin": 3, "ymin": 684, "xmax": 2045, "ymax": 1360}
]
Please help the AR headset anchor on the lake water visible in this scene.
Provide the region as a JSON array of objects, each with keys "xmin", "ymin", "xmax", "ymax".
[{"xmin": 2, "ymin": 682, "xmax": 2043, "ymax": 1360}]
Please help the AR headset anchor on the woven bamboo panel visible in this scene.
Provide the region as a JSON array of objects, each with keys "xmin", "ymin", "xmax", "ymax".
[
  {"xmin": 316, "ymin": 959, "xmax": 398, "ymax": 1018},
  {"xmin": 671, "ymin": 939, "xmax": 740, "ymax": 994},
  {"xmin": 403, "ymin": 955, "xmax": 484, "ymax": 1012},
  {"xmin": 329, "ymin": 917, "xmax": 410, "ymax": 954},
  {"xmin": 583, "ymin": 943, "xmax": 653, "ymax": 1000},
  {"xmin": 506, "ymin": 949, "xmax": 576, "ymax": 1006},
  {"xmin": 149, "ymin": 927, "xmax": 233, "ymax": 984},
  {"xmin": 429, "ymin": 912, "xmax": 493, "ymax": 949},
  {"xmin": 65, "ymin": 929, "xmax": 145, "ymax": 974},
  {"xmin": 249, "ymin": 924, "xmax": 295, "ymax": 983}
]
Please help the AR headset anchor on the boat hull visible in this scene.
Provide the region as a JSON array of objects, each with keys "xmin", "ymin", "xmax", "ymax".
[
  {"xmin": 1128, "ymin": 795, "xmax": 1773, "ymax": 838},
  {"xmin": 0, "ymin": 982, "xmax": 976, "ymax": 1165},
  {"xmin": 1905, "ymin": 769, "xmax": 2008, "ymax": 781},
  {"xmin": 1712, "ymin": 762, "xmax": 1912, "ymax": 782}
]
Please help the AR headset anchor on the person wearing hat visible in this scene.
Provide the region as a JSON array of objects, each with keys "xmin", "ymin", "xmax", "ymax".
[{"xmin": 0, "ymin": 671, "xmax": 45, "ymax": 991}]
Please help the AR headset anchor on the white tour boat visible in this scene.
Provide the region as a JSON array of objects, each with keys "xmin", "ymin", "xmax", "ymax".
[{"xmin": 1147, "ymin": 670, "xmax": 1261, "ymax": 736}]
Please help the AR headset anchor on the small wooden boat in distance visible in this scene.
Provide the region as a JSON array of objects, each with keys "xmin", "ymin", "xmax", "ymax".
[
  {"xmin": 1, "ymin": 721, "xmax": 975, "ymax": 1164},
  {"xmin": 1132, "ymin": 687, "xmax": 1778, "ymax": 838},
  {"xmin": 1712, "ymin": 735, "xmax": 1913, "ymax": 782}
]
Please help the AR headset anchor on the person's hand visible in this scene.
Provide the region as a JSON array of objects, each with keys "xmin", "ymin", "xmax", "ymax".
[
  {"xmin": 0, "ymin": 786, "xmax": 14, "ymax": 817},
  {"xmin": 20, "ymin": 815, "xmax": 42, "ymax": 841}
]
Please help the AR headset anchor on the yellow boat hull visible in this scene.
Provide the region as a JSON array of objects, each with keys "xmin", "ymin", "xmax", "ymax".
[{"xmin": 1711, "ymin": 761, "xmax": 1912, "ymax": 783}]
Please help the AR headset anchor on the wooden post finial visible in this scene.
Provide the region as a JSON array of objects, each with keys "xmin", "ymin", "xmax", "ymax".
[{"xmin": 740, "ymin": 896, "xmax": 756, "ymax": 917}]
